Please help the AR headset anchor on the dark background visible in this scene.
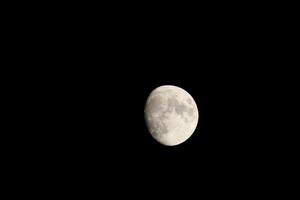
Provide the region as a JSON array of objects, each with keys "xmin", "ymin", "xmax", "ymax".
[{"xmin": 7, "ymin": 3, "xmax": 297, "ymax": 197}]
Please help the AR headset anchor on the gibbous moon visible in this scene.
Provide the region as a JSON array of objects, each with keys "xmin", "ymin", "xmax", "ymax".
[{"xmin": 144, "ymin": 85, "xmax": 199, "ymax": 146}]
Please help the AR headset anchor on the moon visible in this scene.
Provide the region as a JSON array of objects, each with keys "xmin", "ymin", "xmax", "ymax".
[{"xmin": 144, "ymin": 85, "xmax": 199, "ymax": 146}]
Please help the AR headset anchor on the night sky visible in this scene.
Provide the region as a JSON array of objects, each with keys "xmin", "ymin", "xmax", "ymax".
[
  {"xmin": 11, "ymin": 5, "xmax": 295, "ymax": 196},
  {"xmin": 46, "ymin": 49, "xmax": 274, "ymax": 192}
]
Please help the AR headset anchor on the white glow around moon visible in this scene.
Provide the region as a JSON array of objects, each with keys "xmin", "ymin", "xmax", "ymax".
[{"xmin": 144, "ymin": 85, "xmax": 199, "ymax": 146}]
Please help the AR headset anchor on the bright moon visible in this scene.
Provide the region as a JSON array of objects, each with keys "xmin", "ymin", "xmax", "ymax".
[{"xmin": 144, "ymin": 85, "xmax": 199, "ymax": 146}]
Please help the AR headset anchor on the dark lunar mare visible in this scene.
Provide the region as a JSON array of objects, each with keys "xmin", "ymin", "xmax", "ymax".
[{"xmin": 145, "ymin": 93, "xmax": 196, "ymax": 138}]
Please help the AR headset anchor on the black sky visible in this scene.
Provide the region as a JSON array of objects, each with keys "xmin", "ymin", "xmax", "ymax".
[{"xmin": 10, "ymin": 5, "xmax": 296, "ymax": 196}]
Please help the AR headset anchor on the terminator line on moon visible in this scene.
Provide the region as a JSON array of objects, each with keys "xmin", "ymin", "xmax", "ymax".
[{"xmin": 144, "ymin": 85, "xmax": 199, "ymax": 146}]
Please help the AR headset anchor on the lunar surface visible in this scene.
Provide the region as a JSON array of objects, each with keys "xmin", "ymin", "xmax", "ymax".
[{"xmin": 144, "ymin": 85, "xmax": 199, "ymax": 146}]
